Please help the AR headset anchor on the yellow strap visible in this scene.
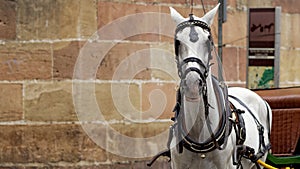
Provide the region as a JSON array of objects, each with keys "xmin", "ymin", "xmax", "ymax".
[{"xmin": 257, "ymin": 159, "xmax": 278, "ymax": 169}]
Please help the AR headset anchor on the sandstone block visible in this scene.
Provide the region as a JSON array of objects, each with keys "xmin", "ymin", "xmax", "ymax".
[
  {"xmin": 96, "ymin": 42, "xmax": 151, "ymax": 80},
  {"xmin": 222, "ymin": 47, "xmax": 238, "ymax": 81},
  {"xmin": 133, "ymin": 0, "xmax": 187, "ymax": 4},
  {"xmin": 150, "ymin": 43, "xmax": 179, "ymax": 81},
  {"xmin": 280, "ymin": 13, "xmax": 300, "ymax": 48},
  {"xmin": 109, "ymin": 122, "xmax": 170, "ymax": 138},
  {"xmin": 160, "ymin": 4, "xmax": 213, "ymax": 19},
  {"xmin": 95, "ymin": 83, "xmax": 140, "ymax": 122},
  {"xmin": 247, "ymin": 0, "xmax": 273, "ymax": 7},
  {"xmin": 17, "ymin": 0, "xmax": 80, "ymax": 40},
  {"xmin": 0, "ymin": 0, "xmax": 16, "ymax": 40},
  {"xmin": 129, "ymin": 160, "xmax": 170, "ymax": 169},
  {"xmin": 281, "ymin": 14, "xmax": 300, "ymax": 49},
  {"xmin": 78, "ymin": 0, "xmax": 97, "ymax": 38},
  {"xmin": 280, "ymin": 13, "xmax": 291, "ymax": 49},
  {"xmin": 96, "ymin": 160, "xmax": 170, "ymax": 169},
  {"xmin": 141, "ymin": 82, "xmax": 176, "ymax": 120},
  {"xmin": 226, "ymin": 0, "xmax": 237, "ymax": 9},
  {"xmin": 238, "ymin": 47, "xmax": 247, "ymax": 82},
  {"xmin": 24, "ymin": 81, "xmax": 76, "ymax": 122},
  {"xmin": 274, "ymin": 0, "xmax": 300, "ymax": 14},
  {"xmin": 53, "ymin": 41, "xmax": 83, "ymax": 79},
  {"xmin": 107, "ymin": 122, "xmax": 172, "ymax": 161},
  {"xmin": 0, "ymin": 84, "xmax": 23, "ymax": 121},
  {"xmin": 289, "ymin": 14, "xmax": 300, "ymax": 48},
  {"xmin": 279, "ymin": 50, "xmax": 300, "ymax": 86},
  {"xmin": 223, "ymin": 11, "xmax": 247, "ymax": 47},
  {"xmin": 0, "ymin": 43, "xmax": 51, "ymax": 80},
  {"xmin": 98, "ymin": 2, "xmax": 159, "ymax": 28},
  {"xmin": 0, "ymin": 166, "xmax": 113, "ymax": 169},
  {"xmin": 0, "ymin": 124, "xmax": 107, "ymax": 163},
  {"xmin": 97, "ymin": 1, "xmax": 160, "ymax": 42}
]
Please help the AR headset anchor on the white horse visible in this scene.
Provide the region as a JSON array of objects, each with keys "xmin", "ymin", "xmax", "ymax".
[{"xmin": 169, "ymin": 4, "xmax": 272, "ymax": 169}]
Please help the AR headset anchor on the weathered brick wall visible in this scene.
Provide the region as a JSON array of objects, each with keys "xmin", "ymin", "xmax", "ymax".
[{"xmin": 0, "ymin": 0, "xmax": 299, "ymax": 168}]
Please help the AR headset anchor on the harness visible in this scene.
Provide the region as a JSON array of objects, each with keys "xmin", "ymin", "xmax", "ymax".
[
  {"xmin": 177, "ymin": 76, "xmax": 230, "ymax": 154},
  {"xmin": 147, "ymin": 14, "xmax": 271, "ymax": 168},
  {"xmin": 229, "ymin": 95, "xmax": 272, "ymax": 169}
]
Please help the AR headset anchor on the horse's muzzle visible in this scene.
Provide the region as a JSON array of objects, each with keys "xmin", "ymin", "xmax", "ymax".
[{"xmin": 182, "ymin": 71, "xmax": 203, "ymax": 99}]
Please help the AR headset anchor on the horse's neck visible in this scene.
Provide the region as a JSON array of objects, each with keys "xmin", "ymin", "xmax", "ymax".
[{"xmin": 183, "ymin": 73, "xmax": 220, "ymax": 142}]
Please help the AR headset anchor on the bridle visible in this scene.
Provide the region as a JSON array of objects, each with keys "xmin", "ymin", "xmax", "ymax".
[
  {"xmin": 174, "ymin": 15, "xmax": 228, "ymax": 154},
  {"xmin": 175, "ymin": 15, "xmax": 212, "ymax": 80}
]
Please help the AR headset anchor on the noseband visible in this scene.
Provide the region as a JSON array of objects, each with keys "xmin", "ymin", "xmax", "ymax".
[{"xmin": 174, "ymin": 15, "xmax": 228, "ymax": 154}]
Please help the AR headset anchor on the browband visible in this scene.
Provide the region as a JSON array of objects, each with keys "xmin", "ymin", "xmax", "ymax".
[{"xmin": 175, "ymin": 19, "xmax": 211, "ymax": 34}]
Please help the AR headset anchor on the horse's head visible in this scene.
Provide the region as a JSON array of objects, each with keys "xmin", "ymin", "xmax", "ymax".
[{"xmin": 170, "ymin": 4, "xmax": 219, "ymax": 99}]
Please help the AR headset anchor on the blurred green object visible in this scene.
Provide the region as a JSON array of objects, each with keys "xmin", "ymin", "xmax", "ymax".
[
  {"xmin": 258, "ymin": 67, "xmax": 274, "ymax": 88},
  {"xmin": 267, "ymin": 153, "xmax": 300, "ymax": 167}
]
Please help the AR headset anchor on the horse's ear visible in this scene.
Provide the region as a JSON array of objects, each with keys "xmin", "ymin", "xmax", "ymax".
[
  {"xmin": 170, "ymin": 7, "xmax": 185, "ymax": 25},
  {"xmin": 202, "ymin": 3, "xmax": 220, "ymax": 26}
]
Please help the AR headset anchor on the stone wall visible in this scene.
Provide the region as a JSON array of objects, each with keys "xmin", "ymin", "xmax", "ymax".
[{"xmin": 0, "ymin": 0, "xmax": 299, "ymax": 168}]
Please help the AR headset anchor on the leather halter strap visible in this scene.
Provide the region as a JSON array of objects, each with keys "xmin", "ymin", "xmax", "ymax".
[
  {"xmin": 180, "ymin": 57, "xmax": 208, "ymax": 81},
  {"xmin": 182, "ymin": 57, "xmax": 208, "ymax": 73}
]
